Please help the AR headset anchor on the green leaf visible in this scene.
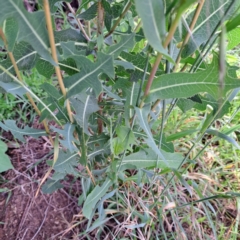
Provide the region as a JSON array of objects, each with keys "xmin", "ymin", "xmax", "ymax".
[
  {"xmin": 106, "ymin": 34, "xmax": 135, "ymax": 58},
  {"xmin": 206, "ymin": 129, "xmax": 240, "ymax": 149},
  {"xmin": 135, "ymin": 106, "xmax": 167, "ymax": 161},
  {"xmin": 83, "ymin": 178, "xmax": 112, "ymax": 219},
  {"xmin": 0, "ymin": 42, "xmax": 36, "ymax": 82},
  {"xmin": 4, "ymin": 17, "xmax": 18, "ymax": 51},
  {"xmin": 227, "ymin": 27, "xmax": 240, "ymax": 50},
  {"xmin": 38, "ymin": 0, "xmax": 72, "ymax": 13},
  {"xmin": 51, "ymin": 123, "xmax": 77, "ymax": 153},
  {"xmin": 35, "ymin": 58, "xmax": 55, "ymax": 79},
  {"xmin": 0, "ymin": 120, "xmax": 47, "ymax": 142},
  {"xmin": 119, "ymin": 52, "xmax": 163, "ymax": 82},
  {"xmin": 134, "ymin": 0, "xmax": 173, "ymax": 62},
  {"xmin": 226, "ymin": 13, "xmax": 240, "ymax": 32},
  {"xmin": 146, "ymin": 56, "xmax": 240, "ymax": 103},
  {"xmin": 114, "ymin": 60, "xmax": 135, "ymax": 70},
  {"xmin": 179, "ymin": 0, "xmax": 240, "ymax": 58},
  {"xmin": 53, "ymin": 150, "xmax": 79, "ymax": 175},
  {"xmin": 0, "ymin": 0, "xmax": 54, "ymax": 65},
  {"xmin": 78, "ymin": 3, "xmax": 98, "ymax": 20},
  {"xmin": 65, "ymin": 53, "xmax": 114, "ymax": 98},
  {"xmin": 134, "ymin": 131, "xmax": 174, "ymax": 153},
  {"xmin": 112, "ymin": 126, "xmax": 135, "ymax": 155},
  {"xmin": 103, "ymin": 0, "xmax": 122, "ymax": 31},
  {"xmin": 0, "ymin": 140, "xmax": 13, "ymax": 173},
  {"xmin": 41, "ymin": 83, "xmax": 62, "ymax": 99},
  {"xmin": 166, "ymin": 129, "xmax": 198, "ymax": 142},
  {"xmin": 55, "ymin": 29, "xmax": 87, "ymax": 44},
  {"xmin": 70, "ymin": 91, "xmax": 100, "ymax": 135},
  {"xmin": 118, "ymin": 148, "xmax": 183, "ymax": 171},
  {"xmin": 41, "ymin": 179, "xmax": 64, "ymax": 194},
  {"xmin": 0, "ymin": 82, "xmax": 27, "ymax": 98}
]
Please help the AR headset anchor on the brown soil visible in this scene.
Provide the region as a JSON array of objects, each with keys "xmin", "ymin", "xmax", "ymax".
[{"xmin": 0, "ymin": 133, "xmax": 82, "ymax": 240}]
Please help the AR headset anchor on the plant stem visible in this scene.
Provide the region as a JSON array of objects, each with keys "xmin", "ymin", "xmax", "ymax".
[
  {"xmin": 104, "ymin": 0, "xmax": 132, "ymax": 38},
  {"xmin": 66, "ymin": 2, "xmax": 90, "ymax": 41},
  {"xmin": 142, "ymin": 13, "xmax": 181, "ymax": 106},
  {"xmin": 173, "ymin": 0, "xmax": 205, "ymax": 71},
  {"xmin": 43, "ymin": 0, "xmax": 73, "ymax": 123},
  {"xmin": 0, "ymin": 28, "xmax": 53, "ymax": 145}
]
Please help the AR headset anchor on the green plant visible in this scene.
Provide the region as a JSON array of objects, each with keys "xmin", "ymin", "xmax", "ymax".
[{"xmin": 1, "ymin": 0, "xmax": 240, "ymax": 238}]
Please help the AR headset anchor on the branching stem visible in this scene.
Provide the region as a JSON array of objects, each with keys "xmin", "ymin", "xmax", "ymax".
[
  {"xmin": 66, "ymin": 2, "xmax": 91, "ymax": 41},
  {"xmin": 104, "ymin": 0, "xmax": 132, "ymax": 38}
]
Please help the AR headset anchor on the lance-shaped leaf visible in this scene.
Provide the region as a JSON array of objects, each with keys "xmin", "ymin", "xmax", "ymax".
[
  {"xmin": 206, "ymin": 129, "xmax": 240, "ymax": 149},
  {"xmin": 83, "ymin": 178, "xmax": 112, "ymax": 219},
  {"xmin": 106, "ymin": 33, "xmax": 135, "ymax": 58},
  {"xmin": 0, "ymin": 140, "xmax": 13, "ymax": 173},
  {"xmin": 70, "ymin": 92, "xmax": 100, "ymax": 135},
  {"xmin": 146, "ymin": 55, "xmax": 240, "ymax": 103},
  {"xmin": 51, "ymin": 123, "xmax": 78, "ymax": 153},
  {"xmin": 64, "ymin": 53, "xmax": 114, "ymax": 98},
  {"xmin": 53, "ymin": 150, "xmax": 79, "ymax": 175},
  {"xmin": 178, "ymin": 0, "xmax": 240, "ymax": 58},
  {"xmin": 0, "ymin": 120, "xmax": 47, "ymax": 142},
  {"xmin": 118, "ymin": 148, "xmax": 183, "ymax": 171},
  {"xmin": 134, "ymin": 0, "xmax": 173, "ymax": 62},
  {"xmin": 135, "ymin": 106, "xmax": 167, "ymax": 162},
  {"xmin": 0, "ymin": 0, "xmax": 54, "ymax": 65}
]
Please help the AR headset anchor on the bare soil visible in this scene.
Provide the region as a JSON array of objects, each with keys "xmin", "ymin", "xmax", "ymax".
[{"xmin": 0, "ymin": 132, "xmax": 82, "ymax": 240}]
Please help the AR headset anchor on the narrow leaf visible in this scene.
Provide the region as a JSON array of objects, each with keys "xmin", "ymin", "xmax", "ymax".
[
  {"xmin": 206, "ymin": 129, "xmax": 240, "ymax": 149},
  {"xmin": 134, "ymin": 0, "xmax": 173, "ymax": 62},
  {"xmin": 135, "ymin": 106, "xmax": 167, "ymax": 161},
  {"xmin": 83, "ymin": 178, "xmax": 112, "ymax": 219}
]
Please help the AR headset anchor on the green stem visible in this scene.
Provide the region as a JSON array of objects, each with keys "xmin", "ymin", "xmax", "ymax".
[{"xmin": 104, "ymin": 0, "xmax": 132, "ymax": 38}]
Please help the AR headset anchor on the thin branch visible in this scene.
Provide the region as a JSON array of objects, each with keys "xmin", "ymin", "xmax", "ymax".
[
  {"xmin": 173, "ymin": 0, "xmax": 205, "ymax": 71},
  {"xmin": 0, "ymin": 28, "xmax": 53, "ymax": 145},
  {"xmin": 141, "ymin": 14, "xmax": 180, "ymax": 106},
  {"xmin": 43, "ymin": 0, "xmax": 73, "ymax": 123},
  {"xmin": 66, "ymin": 2, "xmax": 91, "ymax": 41},
  {"xmin": 104, "ymin": 0, "xmax": 132, "ymax": 38}
]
